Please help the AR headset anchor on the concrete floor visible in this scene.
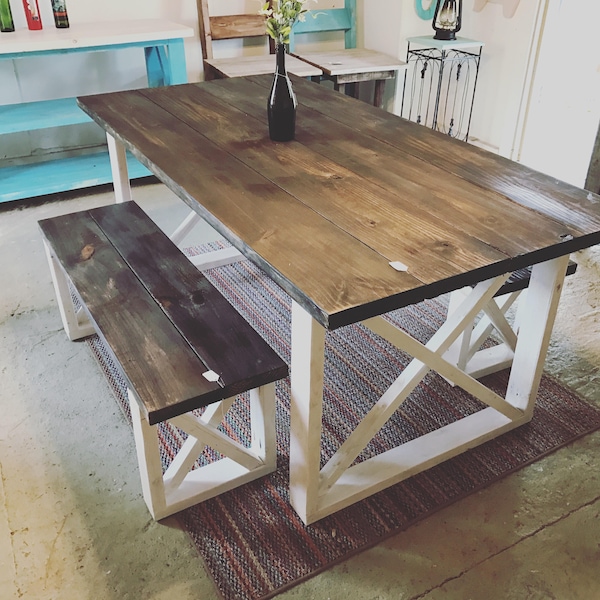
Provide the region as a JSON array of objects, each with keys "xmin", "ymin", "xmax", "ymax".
[{"xmin": 1, "ymin": 181, "xmax": 599, "ymax": 600}]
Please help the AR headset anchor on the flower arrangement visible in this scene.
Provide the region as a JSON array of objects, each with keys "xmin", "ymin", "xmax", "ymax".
[{"xmin": 260, "ymin": 0, "xmax": 315, "ymax": 46}]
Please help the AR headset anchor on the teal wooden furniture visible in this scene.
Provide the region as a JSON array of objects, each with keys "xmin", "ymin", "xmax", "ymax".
[
  {"xmin": 289, "ymin": 0, "xmax": 358, "ymax": 49},
  {"xmin": 288, "ymin": 0, "xmax": 406, "ymax": 108},
  {"xmin": 0, "ymin": 20, "xmax": 193, "ymax": 204}
]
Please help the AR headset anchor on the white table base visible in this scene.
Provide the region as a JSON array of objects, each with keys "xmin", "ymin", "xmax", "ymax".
[
  {"xmin": 289, "ymin": 255, "xmax": 570, "ymax": 524},
  {"xmin": 105, "ymin": 131, "xmax": 571, "ymax": 526}
]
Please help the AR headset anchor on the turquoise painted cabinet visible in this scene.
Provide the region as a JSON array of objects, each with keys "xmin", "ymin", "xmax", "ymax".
[{"xmin": 0, "ymin": 20, "xmax": 193, "ymax": 204}]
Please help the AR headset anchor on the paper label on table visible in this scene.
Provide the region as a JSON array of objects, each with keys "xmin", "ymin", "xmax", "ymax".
[
  {"xmin": 389, "ymin": 261, "xmax": 409, "ymax": 272},
  {"xmin": 203, "ymin": 370, "xmax": 220, "ymax": 382}
]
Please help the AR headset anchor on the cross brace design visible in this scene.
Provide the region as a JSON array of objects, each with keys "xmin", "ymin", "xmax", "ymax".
[
  {"xmin": 289, "ymin": 255, "xmax": 570, "ymax": 524},
  {"xmin": 129, "ymin": 384, "xmax": 277, "ymax": 520}
]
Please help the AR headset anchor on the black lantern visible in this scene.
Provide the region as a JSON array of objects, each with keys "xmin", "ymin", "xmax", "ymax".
[{"xmin": 432, "ymin": 0, "xmax": 462, "ymax": 41}]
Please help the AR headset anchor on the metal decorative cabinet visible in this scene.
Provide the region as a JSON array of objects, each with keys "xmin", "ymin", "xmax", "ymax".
[
  {"xmin": 401, "ymin": 36, "xmax": 484, "ymax": 142},
  {"xmin": 0, "ymin": 20, "xmax": 193, "ymax": 204}
]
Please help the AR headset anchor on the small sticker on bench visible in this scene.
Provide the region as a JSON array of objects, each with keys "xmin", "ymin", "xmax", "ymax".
[{"xmin": 203, "ymin": 370, "xmax": 220, "ymax": 382}]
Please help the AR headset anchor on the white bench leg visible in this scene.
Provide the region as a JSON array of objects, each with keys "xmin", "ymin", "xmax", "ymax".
[
  {"xmin": 128, "ymin": 384, "xmax": 277, "ymax": 520},
  {"xmin": 129, "ymin": 390, "xmax": 168, "ymax": 518},
  {"xmin": 43, "ymin": 239, "xmax": 96, "ymax": 341}
]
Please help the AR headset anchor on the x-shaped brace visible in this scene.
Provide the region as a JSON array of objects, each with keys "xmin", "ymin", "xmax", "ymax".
[{"xmin": 289, "ymin": 255, "xmax": 570, "ymax": 524}]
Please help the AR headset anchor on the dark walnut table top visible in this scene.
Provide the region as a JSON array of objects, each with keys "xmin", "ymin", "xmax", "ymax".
[{"xmin": 77, "ymin": 75, "xmax": 600, "ymax": 329}]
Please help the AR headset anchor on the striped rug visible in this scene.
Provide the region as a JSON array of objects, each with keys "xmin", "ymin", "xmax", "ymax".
[{"xmin": 87, "ymin": 243, "xmax": 600, "ymax": 600}]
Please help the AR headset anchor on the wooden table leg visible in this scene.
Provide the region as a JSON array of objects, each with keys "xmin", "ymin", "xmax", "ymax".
[
  {"xmin": 286, "ymin": 256, "xmax": 570, "ymax": 525},
  {"xmin": 106, "ymin": 133, "xmax": 132, "ymax": 204},
  {"xmin": 505, "ymin": 255, "xmax": 570, "ymax": 416},
  {"xmin": 289, "ymin": 301, "xmax": 326, "ymax": 525},
  {"xmin": 373, "ymin": 79, "xmax": 386, "ymax": 108},
  {"xmin": 144, "ymin": 39, "xmax": 187, "ymax": 87}
]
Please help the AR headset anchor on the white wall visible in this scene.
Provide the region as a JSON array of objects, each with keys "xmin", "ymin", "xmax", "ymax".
[
  {"xmin": 1, "ymin": 0, "xmax": 598, "ymax": 187},
  {"xmin": 365, "ymin": 0, "xmax": 599, "ymax": 187},
  {"xmin": 517, "ymin": 0, "xmax": 600, "ymax": 187}
]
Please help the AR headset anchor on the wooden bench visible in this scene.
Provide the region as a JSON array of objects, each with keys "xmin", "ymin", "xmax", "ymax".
[
  {"xmin": 39, "ymin": 201, "xmax": 288, "ymax": 520},
  {"xmin": 445, "ymin": 260, "xmax": 578, "ymax": 379}
]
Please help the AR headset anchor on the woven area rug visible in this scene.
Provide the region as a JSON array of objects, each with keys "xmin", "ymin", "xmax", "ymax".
[{"xmin": 87, "ymin": 243, "xmax": 600, "ymax": 600}]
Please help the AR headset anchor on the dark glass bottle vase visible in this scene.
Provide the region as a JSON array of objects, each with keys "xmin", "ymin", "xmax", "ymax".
[
  {"xmin": 52, "ymin": 0, "xmax": 69, "ymax": 28},
  {"xmin": 267, "ymin": 44, "xmax": 297, "ymax": 142}
]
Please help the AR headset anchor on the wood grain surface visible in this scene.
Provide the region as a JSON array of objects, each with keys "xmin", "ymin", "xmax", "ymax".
[
  {"xmin": 39, "ymin": 205, "xmax": 287, "ymax": 424},
  {"xmin": 77, "ymin": 76, "xmax": 600, "ymax": 328}
]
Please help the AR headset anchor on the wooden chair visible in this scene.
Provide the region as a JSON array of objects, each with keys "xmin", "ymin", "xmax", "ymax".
[
  {"xmin": 288, "ymin": 0, "xmax": 407, "ymax": 108},
  {"xmin": 196, "ymin": 0, "xmax": 322, "ymax": 80}
]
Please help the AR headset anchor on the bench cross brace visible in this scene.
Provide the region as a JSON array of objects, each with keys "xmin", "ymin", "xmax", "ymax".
[
  {"xmin": 42, "ymin": 239, "xmax": 95, "ymax": 340},
  {"xmin": 129, "ymin": 384, "xmax": 277, "ymax": 520}
]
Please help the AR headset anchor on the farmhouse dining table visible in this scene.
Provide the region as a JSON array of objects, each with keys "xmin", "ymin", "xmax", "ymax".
[{"xmin": 77, "ymin": 75, "xmax": 600, "ymax": 525}]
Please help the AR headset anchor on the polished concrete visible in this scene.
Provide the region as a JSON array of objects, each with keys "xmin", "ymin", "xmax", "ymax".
[{"xmin": 1, "ymin": 182, "xmax": 599, "ymax": 600}]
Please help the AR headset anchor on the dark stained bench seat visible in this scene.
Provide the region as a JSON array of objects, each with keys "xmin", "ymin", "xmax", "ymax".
[{"xmin": 39, "ymin": 201, "xmax": 288, "ymax": 519}]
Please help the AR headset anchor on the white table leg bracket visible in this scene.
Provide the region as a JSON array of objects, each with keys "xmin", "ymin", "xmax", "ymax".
[
  {"xmin": 444, "ymin": 285, "xmax": 523, "ymax": 379},
  {"xmin": 289, "ymin": 256, "xmax": 570, "ymax": 524}
]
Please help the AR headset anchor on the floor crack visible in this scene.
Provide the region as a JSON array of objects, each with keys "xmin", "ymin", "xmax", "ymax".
[
  {"xmin": 0, "ymin": 462, "xmax": 21, "ymax": 596},
  {"xmin": 44, "ymin": 513, "xmax": 68, "ymax": 584},
  {"xmin": 409, "ymin": 494, "xmax": 600, "ymax": 599}
]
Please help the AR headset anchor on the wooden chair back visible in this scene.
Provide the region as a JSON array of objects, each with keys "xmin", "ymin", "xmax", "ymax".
[
  {"xmin": 197, "ymin": 0, "xmax": 274, "ymax": 61},
  {"xmin": 196, "ymin": 0, "xmax": 322, "ymax": 81},
  {"xmin": 289, "ymin": 0, "xmax": 357, "ymax": 51}
]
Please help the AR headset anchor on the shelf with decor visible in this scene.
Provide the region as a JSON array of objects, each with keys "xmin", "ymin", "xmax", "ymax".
[
  {"xmin": 400, "ymin": 36, "xmax": 484, "ymax": 142},
  {"xmin": 0, "ymin": 19, "xmax": 193, "ymax": 204}
]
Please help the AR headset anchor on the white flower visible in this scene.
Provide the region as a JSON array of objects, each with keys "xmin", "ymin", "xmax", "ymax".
[{"xmin": 260, "ymin": 0, "xmax": 317, "ymax": 46}]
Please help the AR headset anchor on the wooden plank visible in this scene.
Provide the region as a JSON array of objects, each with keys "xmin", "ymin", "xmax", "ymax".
[
  {"xmin": 0, "ymin": 98, "xmax": 91, "ymax": 134},
  {"xmin": 289, "ymin": 49, "xmax": 405, "ymax": 76},
  {"xmin": 283, "ymin": 75, "xmax": 600, "ymax": 235},
  {"xmin": 38, "ymin": 210, "xmax": 226, "ymax": 425},
  {"xmin": 194, "ymin": 76, "xmax": 577, "ymax": 262},
  {"xmin": 209, "ymin": 14, "xmax": 267, "ymax": 40},
  {"xmin": 291, "ymin": 9, "xmax": 352, "ymax": 34},
  {"xmin": 90, "ymin": 201, "xmax": 288, "ymax": 392},
  {"xmin": 142, "ymin": 81, "xmax": 584, "ymax": 301},
  {"xmin": 0, "ymin": 20, "xmax": 193, "ymax": 56},
  {"xmin": 77, "ymin": 78, "xmax": 600, "ymax": 328},
  {"xmin": 206, "ymin": 55, "xmax": 322, "ymax": 78},
  {"xmin": 77, "ymin": 89, "xmax": 424, "ymax": 329},
  {"xmin": 140, "ymin": 82, "xmax": 515, "ymax": 288}
]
